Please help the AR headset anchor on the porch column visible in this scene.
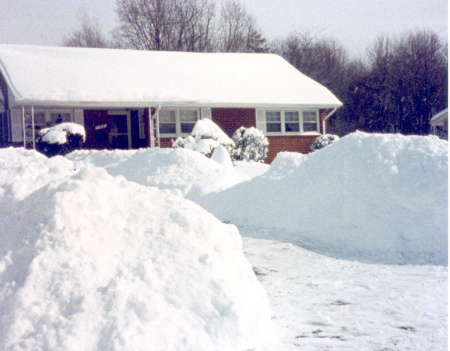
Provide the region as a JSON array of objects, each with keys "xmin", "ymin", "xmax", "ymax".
[{"xmin": 21, "ymin": 105, "xmax": 25, "ymax": 148}]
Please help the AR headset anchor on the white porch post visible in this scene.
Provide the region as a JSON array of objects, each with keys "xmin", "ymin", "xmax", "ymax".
[
  {"xmin": 21, "ymin": 105, "xmax": 26, "ymax": 148},
  {"xmin": 31, "ymin": 105, "xmax": 35, "ymax": 149},
  {"xmin": 149, "ymin": 107, "xmax": 155, "ymax": 148}
]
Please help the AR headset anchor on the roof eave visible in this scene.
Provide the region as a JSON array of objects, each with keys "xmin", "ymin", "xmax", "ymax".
[{"xmin": 11, "ymin": 99, "xmax": 343, "ymax": 110}]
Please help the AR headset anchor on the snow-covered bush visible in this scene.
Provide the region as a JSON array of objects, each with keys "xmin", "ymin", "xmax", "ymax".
[
  {"xmin": 310, "ymin": 134, "xmax": 340, "ymax": 152},
  {"xmin": 36, "ymin": 122, "xmax": 86, "ymax": 157},
  {"xmin": 232, "ymin": 127, "xmax": 269, "ymax": 162},
  {"xmin": 173, "ymin": 118, "xmax": 235, "ymax": 158}
]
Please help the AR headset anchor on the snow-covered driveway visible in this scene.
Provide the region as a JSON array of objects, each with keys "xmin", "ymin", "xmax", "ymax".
[{"xmin": 242, "ymin": 230, "xmax": 447, "ymax": 351}]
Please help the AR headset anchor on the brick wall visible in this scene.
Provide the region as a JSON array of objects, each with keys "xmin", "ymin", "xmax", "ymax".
[
  {"xmin": 265, "ymin": 135, "xmax": 318, "ymax": 163},
  {"xmin": 159, "ymin": 138, "xmax": 173, "ymax": 148},
  {"xmin": 211, "ymin": 108, "xmax": 256, "ymax": 137}
]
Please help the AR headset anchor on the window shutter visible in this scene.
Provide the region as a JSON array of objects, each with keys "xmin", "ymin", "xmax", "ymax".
[
  {"xmin": 74, "ymin": 109, "xmax": 84, "ymax": 125},
  {"xmin": 201, "ymin": 108, "xmax": 211, "ymax": 120},
  {"xmin": 255, "ymin": 108, "xmax": 266, "ymax": 133},
  {"xmin": 10, "ymin": 109, "xmax": 23, "ymax": 142}
]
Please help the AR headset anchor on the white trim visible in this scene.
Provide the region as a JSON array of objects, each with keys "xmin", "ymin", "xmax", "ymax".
[
  {"xmin": 31, "ymin": 105, "xmax": 35, "ymax": 149},
  {"xmin": 138, "ymin": 109, "xmax": 145, "ymax": 139},
  {"xmin": 10, "ymin": 108, "xmax": 22, "ymax": 142},
  {"xmin": 201, "ymin": 107, "xmax": 211, "ymax": 119},
  {"xmin": 22, "ymin": 105, "xmax": 25, "ymax": 147},
  {"xmin": 10, "ymin": 99, "xmax": 342, "ymax": 110},
  {"xmin": 74, "ymin": 109, "xmax": 84, "ymax": 126}
]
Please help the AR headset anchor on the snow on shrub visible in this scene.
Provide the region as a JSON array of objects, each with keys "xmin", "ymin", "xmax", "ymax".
[
  {"xmin": 232, "ymin": 127, "xmax": 269, "ymax": 163},
  {"xmin": 173, "ymin": 118, "xmax": 235, "ymax": 158},
  {"xmin": 36, "ymin": 122, "xmax": 86, "ymax": 157},
  {"xmin": 0, "ymin": 148, "xmax": 274, "ymax": 350},
  {"xmin": 310, "ymin": 134, "xmax": 340, "ymax": 152}
]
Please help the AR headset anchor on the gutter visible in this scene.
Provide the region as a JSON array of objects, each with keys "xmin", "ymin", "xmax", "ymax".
[{"xmin": 322, "ymin": 107, "xmax": 338, "ymax": 134}]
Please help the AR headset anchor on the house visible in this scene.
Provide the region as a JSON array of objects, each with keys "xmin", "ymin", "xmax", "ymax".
[
  {"xmin": 0, "ymin": 44, "xmax": 342, "ymax": 162},
  {"xmin": 430, "ymin": 109, "xmax": 448, "ymax": 140}
]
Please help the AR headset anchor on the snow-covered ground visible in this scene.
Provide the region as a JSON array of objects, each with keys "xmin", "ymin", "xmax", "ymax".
[{"xmin": 0, "ymin": 131, "xmax": 447, "ymax": 350}]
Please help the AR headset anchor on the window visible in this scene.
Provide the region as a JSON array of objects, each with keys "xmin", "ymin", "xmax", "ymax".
[
  {"xmin": 303, "ymin": 111, "xmax": 319, "ymax": 132},
  {"xmin": 50, "ymin": 112, "xmax": 71, "ymax": 124},
  {"xmin": 180, "ymin": 110, "xmax": 197, "ymax": 134},
  {"xmin": 264, "ymin": 109, "xmax": 320, "ymax": 134},
  {"xmin": 159, "ymin": 110, "xmax": 177, "ymax": 134},
  {"xmin": 266, "ymin": 111, "xmax": 281, "ymax": 132},
  {"xmin": 159, "ymin": 108, "xmax": 199, "ymax": 136},
  {"xmin": 285, "ymin": 111, "xmax": 300, "ymax": 132}
]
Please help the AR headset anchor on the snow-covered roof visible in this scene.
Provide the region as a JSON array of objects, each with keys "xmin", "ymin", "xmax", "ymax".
[
  {"xmin": 0, "ymin": 44, "xmax": 342, "ymax": 108},
  {"xmin": 430, "ymin": 108, "xmax": 448, "ymax": 125}
]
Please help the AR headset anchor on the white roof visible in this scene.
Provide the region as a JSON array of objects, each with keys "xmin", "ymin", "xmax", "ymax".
[
  {"xmin": 430, "ymin": 108, "xmax": 448, "ymax": 124},
  {"xmin": 0, "ymin": 44, "xmax": 342, "ymax": 108}
]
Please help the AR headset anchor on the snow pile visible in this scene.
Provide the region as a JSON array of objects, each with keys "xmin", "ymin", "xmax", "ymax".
[
  {"xmin": 211, "ymin": 144, "xmax": 234, "ymax": 168},
  {"xmin": 0, "ymin": 148, "xmax": 274, "ymax": 350},
  {"xmin": 67, "ymin": 147, "xmax": 246, "ymax": 195},
  {"xmin": 195, "ymin": 132, "xmax": 448, "ymax": 265}
]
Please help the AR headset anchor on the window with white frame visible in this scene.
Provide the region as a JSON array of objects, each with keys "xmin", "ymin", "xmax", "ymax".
[
  {"xmin": 159, "ymin": 110, "xmax": 177, "ymax": 134},
  {"xmin": 263, "ymin": 109, "xmax": 319, "ymax": 134},
  {"xmin": 285, "ymin": 111, "xmax": 300, "ymax": 132},
  {"xmin": 180, "ymin": 110, "xmax": 197, "ymax": 134},
  {"xmin": 302, "ymin": 110, "xmax": 319, "ymax": 132},
  {"xmin": 159, "ymin": 108, "xmax": 199, "ymax": 136},
  {"xmin": 266, "ymin": 111, "xmax": 282, "ymax": 132}
]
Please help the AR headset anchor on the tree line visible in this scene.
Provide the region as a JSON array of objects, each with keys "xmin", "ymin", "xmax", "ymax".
[{"xmin": 63, "ymin": 0, "xmax": 448, "ymax": 136}]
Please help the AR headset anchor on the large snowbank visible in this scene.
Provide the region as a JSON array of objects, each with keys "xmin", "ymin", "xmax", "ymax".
[
  {"xmin": 67, "ymin": 147, "xmax": 251, "ymax": 195},
  {"xmin": 0, "ymin": 148, "xmax": 274, "ymax": 350},
  {"xmin": 195, "ymin": 132, "xmax": 448, "ymax": 265}
]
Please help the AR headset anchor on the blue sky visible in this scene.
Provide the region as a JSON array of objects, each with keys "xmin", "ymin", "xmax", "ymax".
[{"xmin": 1, "ymin": 0, "xmax": 447, "ymax": 58}]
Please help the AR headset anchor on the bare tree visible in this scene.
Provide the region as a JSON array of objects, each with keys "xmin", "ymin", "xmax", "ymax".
[
  {"xmin": 338, "ymin": 29, "xmax": 447, "ymax": 135},
  {"xmin": 62, "ymin": 13, "xmax": 111, "ymax": 48},
  {"xmin": 114, "ymin": 0, "xmax": 216, "ymax": 51},
  {"xmin": 275, "ymin": 31, "xmax": 350, "ymax": 97},
  {"xmin": 217, "ymin": 1, "xmax": 268, "ymax": 53}
]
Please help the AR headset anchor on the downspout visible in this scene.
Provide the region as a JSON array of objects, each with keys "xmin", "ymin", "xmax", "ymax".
[{"xmin": 322, "ymin": 107, "xmax": 338, "ymax": 134}]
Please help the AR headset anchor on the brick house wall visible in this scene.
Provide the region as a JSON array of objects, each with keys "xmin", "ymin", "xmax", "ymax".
[
  {"xmin": 211, "ymin": 108, "xmax": 256, "ymax": 136},
  {"xmin": 265, "ymin": 135, "xmax": 318, "ymax": 163}
]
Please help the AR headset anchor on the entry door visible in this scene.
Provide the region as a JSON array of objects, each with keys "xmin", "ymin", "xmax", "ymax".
[{"xmin": 108, "ymin": 111, "xmax": 131, "ymax": 149}]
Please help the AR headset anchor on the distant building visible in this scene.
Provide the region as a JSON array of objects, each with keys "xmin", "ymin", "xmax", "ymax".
[{"xmin": 430, "ymin": 109, "xmax": 448, "ymax": 140}]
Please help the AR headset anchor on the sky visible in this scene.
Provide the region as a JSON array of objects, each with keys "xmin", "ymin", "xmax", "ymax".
[{"xmin": 0, "ymin": 0, "xmax": 447, "ymax": 58}]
